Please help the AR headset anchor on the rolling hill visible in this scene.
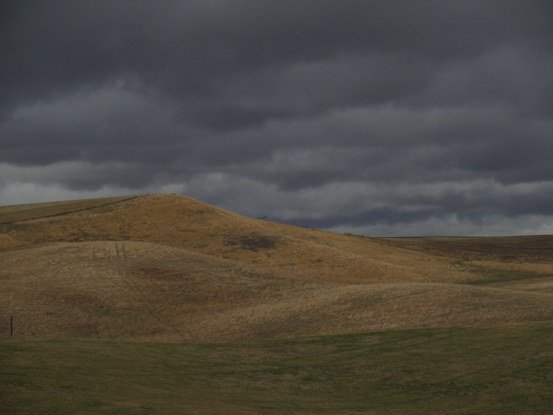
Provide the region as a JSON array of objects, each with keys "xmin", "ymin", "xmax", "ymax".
[
  {"xmin": 3, "ymin": 193, "xmax": 553, "ymax": 414},
  {"xmin": 1, "ymin": 193, "xmax": 553, "ymax": 342}
]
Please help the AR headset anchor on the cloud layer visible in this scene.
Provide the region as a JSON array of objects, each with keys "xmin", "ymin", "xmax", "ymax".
[{"xmin": 2, "ymin": 0, "xmax": 553, "ymax": 235}]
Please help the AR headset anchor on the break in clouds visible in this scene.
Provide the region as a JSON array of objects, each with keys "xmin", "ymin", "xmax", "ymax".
[{"xmin": 1, "ymin": 0, "xmax": 553, "ymax": 236}]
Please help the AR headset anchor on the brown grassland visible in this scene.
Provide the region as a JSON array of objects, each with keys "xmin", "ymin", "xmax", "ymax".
[
  {"xmin": 2, "ymin": 193, "xmax": 553, "ymax": 342},
  {"xmin": 1, "ymin": 194, "xmax": 553, "ymax": 413}
]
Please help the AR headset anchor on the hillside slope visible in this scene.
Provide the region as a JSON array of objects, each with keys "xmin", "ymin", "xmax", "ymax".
[
  {"xmin": 1, "ymin": 194, "xmax": 553, "ymax": 342},
  {"xmin": 0, "ymin": 194, "xmax": 478, "ymax": 283}
]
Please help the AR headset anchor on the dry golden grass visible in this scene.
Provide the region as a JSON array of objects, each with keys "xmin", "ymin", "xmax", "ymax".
[
  {"xmin": 3, "ymin": 240, "xmax": 553, "ymax": 343},
  {"xmin": 0, "ymin": 194, "xmax": 479, "ymax": 283},
  {"xmin": 1, "ymin": 194, "xmax": 553, "ymax": 343}
]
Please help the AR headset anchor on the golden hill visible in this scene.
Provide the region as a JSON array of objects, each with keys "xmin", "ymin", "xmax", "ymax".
[
  {"xmin": 0, "ymin": 194, "xmax": 483, "ymax": 283},
  {"xmin": 1, "ymin": 194, "xmax": 553, "ymax": 342}
]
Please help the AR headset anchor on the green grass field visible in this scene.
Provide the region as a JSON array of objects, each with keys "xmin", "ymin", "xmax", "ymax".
[
  {"xmin": 459, "ymin": 262, "xmax": 553, "ymax": 285},
  {"xmin": 2, "ymin": 323, "xmax": 553, "ymax": 414}
]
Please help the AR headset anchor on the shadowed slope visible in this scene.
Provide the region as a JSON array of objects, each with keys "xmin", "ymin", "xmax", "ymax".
[
  {"xmin": 0, "ymin": 196, "xmax": 138, "ymax": 225},
  {"xmin": 382, "ymin": 235, "xmax": 553, "ymax": 262},
  {"xmin": 4, "ymin": 324, "xmax": 553, "ymax": 414}
]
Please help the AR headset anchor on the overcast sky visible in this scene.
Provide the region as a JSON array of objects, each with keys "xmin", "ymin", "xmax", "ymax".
[{"xmin": 2, "ymin": 1, "xmax": 553, "ymax": 236}]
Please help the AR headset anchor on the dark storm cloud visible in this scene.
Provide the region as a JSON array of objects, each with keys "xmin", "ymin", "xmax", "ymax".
[
  {"xmin": 3, "ymin": 0, "xmax": 551, "ymax": 118},
  {"xmin": 1, "ymin": 0, "xmax": 553, "ymax": 235}
]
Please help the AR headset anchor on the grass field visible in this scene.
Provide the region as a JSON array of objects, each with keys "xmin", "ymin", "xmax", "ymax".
[
  {"xmin": 2, "ymin": 323, "xmax": 553, "ymax": 414},
  {"xmin": 1, "ymin": 194, "xmax": 553, "ymax": 413}
]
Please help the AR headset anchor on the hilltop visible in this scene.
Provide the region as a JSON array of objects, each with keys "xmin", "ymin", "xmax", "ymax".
[{"xmin": 1, "ymin": 194, "xmax": 553, "ymax": 342}]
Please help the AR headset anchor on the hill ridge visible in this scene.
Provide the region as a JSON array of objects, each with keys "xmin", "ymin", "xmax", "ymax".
[
  {"xmin": 0, "ymin": 195, "xmax": 144, "ymax": 225},
  {"xmin": 1, "ymin": 193, "xmax": 553, "ymax": 342}
]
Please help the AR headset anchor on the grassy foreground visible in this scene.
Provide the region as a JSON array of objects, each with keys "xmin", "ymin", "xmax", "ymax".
[{"xmin": 2, "ymin": 324, "xmax": 553, "ymax": 414}]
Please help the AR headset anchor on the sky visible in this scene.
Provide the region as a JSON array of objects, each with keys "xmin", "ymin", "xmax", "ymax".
[{"xmin": 2, "ymin": 0, "xmax": 553, "ymax": 236}]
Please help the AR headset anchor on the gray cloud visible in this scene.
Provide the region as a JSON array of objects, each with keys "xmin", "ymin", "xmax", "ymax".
[{"xmin": 1, "ymin": 0, "xmax": 553, "ymax": 235}]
